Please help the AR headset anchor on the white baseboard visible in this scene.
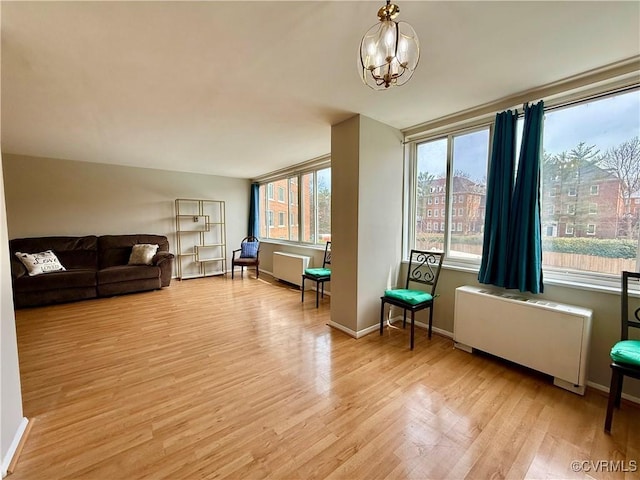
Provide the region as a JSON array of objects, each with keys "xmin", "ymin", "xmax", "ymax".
[
  {"xmin": 328, "ymin": 316, "xmax": 452, "ymax": 340},
  {"xmin": 355, "ymin": 323, "xmax": 379, "ymax": 338},
  {"xmin": 386, "ymin": 315, "xmax": 453, "ymax": 339},
  {"xmin": 587, "ymin": 380, "xmax": 640, "ymax": 405},
  {"xmin": 326, "ymin": 321, "xmax": 376, "ymax": 339},
  {"xmin": 327, "ymin": 321, "xmax": 357, "ymax": 338},
  {"xmin": 1, "ymin": 417, "xmax": 29, "ymax": 478}
]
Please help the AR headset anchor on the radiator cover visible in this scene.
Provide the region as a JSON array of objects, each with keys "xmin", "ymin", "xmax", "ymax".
[
  {"xmin": 454, "ymin": 285, "xmax": 593, "ymax": 395},
  {"xmin": 273, "ymin": 252, "xmax": 310, "ymax": 288}
]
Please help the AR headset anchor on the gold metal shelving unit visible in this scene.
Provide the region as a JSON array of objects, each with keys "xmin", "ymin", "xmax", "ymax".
[{"xmin": 175, "ymin": 199, "xmax": 226, "ymax": 280}]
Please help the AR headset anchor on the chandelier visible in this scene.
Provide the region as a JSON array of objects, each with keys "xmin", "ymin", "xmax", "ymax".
[{"xmin": 358, "ymin": 0, "xmax": 420, "ymax": 90}]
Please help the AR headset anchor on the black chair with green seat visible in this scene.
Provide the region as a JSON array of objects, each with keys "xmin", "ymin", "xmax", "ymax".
[
  {"xmin": 604, "ymin": 270, "xmax": 640, "ymax": 433},
  {"xmin": 380, "ymin": 250, "xmax": 444, "ymax": 350},
  {"xmin": 301, "ymin": 241, "xmax": 331, "ymax": 308}
]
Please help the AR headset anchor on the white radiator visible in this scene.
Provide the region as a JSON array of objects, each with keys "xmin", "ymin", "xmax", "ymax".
[
  {"xmin": 273, "ymin": 252, "xmax": 310, "ymax": 288},
  {"xmin": 454, "ymin": 285, "xmax": 592, "ymax": 395}
]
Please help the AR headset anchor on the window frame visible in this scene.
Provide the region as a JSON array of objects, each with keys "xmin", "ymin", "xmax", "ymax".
[
  {"xmin": 403, "ymin": 81, "xmax": 640, "ymax": 290},
  {"xmin": 407, "ymin": 123, "xmax": 492, "ymax": 268},
  {"xmin": 254, "ymin": 156, "xmax": 331, "ymax": 246}
]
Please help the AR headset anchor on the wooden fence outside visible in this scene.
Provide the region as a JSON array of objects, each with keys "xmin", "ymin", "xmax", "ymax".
[{"xmin": 447, "ymin": 243, "xmax": 636, "ymax": 275}]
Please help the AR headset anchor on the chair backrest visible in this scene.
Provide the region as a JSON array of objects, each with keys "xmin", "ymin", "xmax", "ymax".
[
  {"xmin": 240, "ymin": 236, "xmax": 260, "ymax": 258},
  {"xmin": 621, "ymin": 271, "xmax": 640, "ymax": 341},
  {"xmin": 241, "ymin": 236, "xmax": 259, "ymax": 246},
  {"xmin": 405, "ymin": 250, "xmax": 444, "ymax": 295},
  {"xmin": 322, "ymin": 241, "xmax": 331, "ymax": 268}
]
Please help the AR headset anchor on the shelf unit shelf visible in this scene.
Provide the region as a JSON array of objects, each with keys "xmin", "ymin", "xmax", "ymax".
[{"xmin": 175, "ymin": 199, "xmax": 226, "ymax": 279}]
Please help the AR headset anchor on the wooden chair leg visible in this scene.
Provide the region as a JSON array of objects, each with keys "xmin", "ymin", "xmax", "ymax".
[
  {"xmin": 380, "ymin": 300, "xmax": 385, "ymax": 335},
  {"xmin": 256, "ymin": 265, "xmax": 259, "ymax": 278},
  {"xmin": 410, "ymin": 310, "xmax": 415, "ymax": 350},
  {"xmin": 402, "ymin": 310, "xmax": 407, "ymax": 329},
  {"xmin": 605, "ymin": 368, "xmax": 621, "ymax": 433},
  {"xmin": 315, "ymin": 282, "xmax": 320, "ymax": 308},
  {"xmin": 301, "ymin": 276, "xmax": 305, "ymax": 303},
  {"xmin": 232, "ymin": 264, "xmax": 235, "ymax": 279}
]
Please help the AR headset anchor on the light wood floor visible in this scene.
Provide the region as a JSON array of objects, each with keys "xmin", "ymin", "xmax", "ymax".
[{"xmin": 10, "ymin": 275, "xmax": 640, "ymax": 479}]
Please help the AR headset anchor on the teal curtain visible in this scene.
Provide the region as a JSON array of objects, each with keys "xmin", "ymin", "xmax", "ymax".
[
  {"xmin": 478, "ymin": 110, "xmax": 517, "ymax": 287},
  {"xmin": 248, "ymin": 183, "xmax": 260, "ymax": 237},
  {"xmin": 506, "ymin": 101, "xmax": 544, "ymax": 294}
]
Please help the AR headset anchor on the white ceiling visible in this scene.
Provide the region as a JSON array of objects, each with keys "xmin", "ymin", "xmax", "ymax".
[{"xmin": 2, "ymin": 1, "xmax": 639, "ymax": 178}]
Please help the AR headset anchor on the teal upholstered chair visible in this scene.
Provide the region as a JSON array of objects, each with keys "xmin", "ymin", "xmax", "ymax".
[
  {"xmin": 380, "ymin": 250, "xmax": 444, "ymax": 350},
  {"xmin": 605, "ymin": 270, "xmax": 640, "ymax": 433},
  {"xmin": 302, "ymin": 241, "xmax": 331, "ymax": 308}
]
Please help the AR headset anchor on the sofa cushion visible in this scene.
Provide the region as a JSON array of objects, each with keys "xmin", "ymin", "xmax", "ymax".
[
  {"xmin": 10, "ymin": 236, "xmax": 98, "ymax": 276},
  {"xmin": 98, "ymin": 278, "xmax": 160, "ymax": 297},
  {"xmin": 128, "ymin": 244, "xmax": 159, "ymax": 265},
  {"xmin": 97, "ymin": 265, "xmax": 160, "ymax": 284},
  {"xmin": 14, "ymin": 287, "xmax": 97, "ymax": 309},
  {"xmin": 15, "ymin": 250, "xmax": 66, "ymax": 276},
  {"xmin": 13, "ymin": 269, "xmax": 97, "ymax": 293},
  {"xmin": 98, "ymin": 235, "xmax": 169, "ymax": 269}
]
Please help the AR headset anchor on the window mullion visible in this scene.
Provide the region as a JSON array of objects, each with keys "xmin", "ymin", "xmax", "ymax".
[
  {"xmin": 444, "ymin": 134, "xmax": 454, "ymax": 255},
  {"xmin": 406, "ymin": 142, "xmax": 417, "ymax": 259},
  {"xmin": 314, "ymin": 170, "xmax": 319, "ymax": 245},
  {"xmin": 297, "ymin": 174, "xmax": 302, "ymax": 242}
]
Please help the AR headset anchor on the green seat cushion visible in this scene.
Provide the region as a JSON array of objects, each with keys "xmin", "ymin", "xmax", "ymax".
[
  {"xmin": 384, "ymin": 289, "xmax": 433, "ymax": 305},
  {"xmin": 304, "ymin": 267, "xmax": 331, "ymax": 278},
  {"xmin": 610, "ymin": 340, "xmax": 640, "ymax": 366}
]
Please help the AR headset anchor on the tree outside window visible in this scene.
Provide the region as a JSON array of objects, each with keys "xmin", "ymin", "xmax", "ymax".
[{"xmin": 409, "ymin": 88, "xmax": 639, "ymax": 277}]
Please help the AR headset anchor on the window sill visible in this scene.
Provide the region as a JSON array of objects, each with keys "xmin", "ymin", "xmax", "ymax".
[
  {"xmin": 432, "ymin": 260, "xmax": 629, "ymax": 297},
  {"xmin": 259, "ymin": 239, "xmax": 326, "ymax": 251}
]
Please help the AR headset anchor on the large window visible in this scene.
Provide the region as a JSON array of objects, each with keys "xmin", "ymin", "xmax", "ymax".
[
  {"xmin": 258, "ymin": 162, "xmax": 331, "ymax": 244},
  {"xmin": 540, "ymin": 89, "xmax": 639, "ymax": 275},
  {"xmin": 414, "ymin": 127, "xmax": 490, "ymax": 261},
  {"xmin": 408, "ymin": 86, "xmax": 639, "ymax": 280}
]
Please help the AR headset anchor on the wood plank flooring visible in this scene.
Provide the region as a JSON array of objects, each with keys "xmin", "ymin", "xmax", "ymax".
[{"xmin": 9, "ymin": 275, "xmax": 640, "ymax": 479}]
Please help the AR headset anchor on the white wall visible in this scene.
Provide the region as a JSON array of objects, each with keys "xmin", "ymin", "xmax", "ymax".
[
  {"xmin": 330, "ymin": 116, "xmax": 360, "ymax": 332},
  {"xmin": 330, "ymin": 115, "xmax": 403, "ymax": 335},
  {"xmin": 2, "ymin": 154, "xmax": 250, "ymax": 272},
  {"xmin": 0, "ymin": 153, "xmax": 27, "ymax": 476},
  {"xmin": 258, "ymin": 242, "xmax": 327, "ymax": 275},
  {"xmin": 356, "ymin": 116, "xmax": 403, "ymax": 332}
]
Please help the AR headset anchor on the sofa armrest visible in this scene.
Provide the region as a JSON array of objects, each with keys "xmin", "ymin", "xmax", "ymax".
[
  {"xmin": 11, "ymin": 257, "xmax": 27, "ymax": 280},
  {"xmin": 152, "ymin": 251, "xmax": 174, "ymax": 264},
  {"xmin": 152, "ymin": 252, "xmax": 175, "ymax": 287}
]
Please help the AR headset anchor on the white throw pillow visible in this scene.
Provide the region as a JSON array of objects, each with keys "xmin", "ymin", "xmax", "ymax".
[
  {"xmin": 128, "ymin": 244, "xmax": 159, "ymax": 265},
  {"xmin": 15, "ymin": 250, "xmax": 66, "ymax": 276}
]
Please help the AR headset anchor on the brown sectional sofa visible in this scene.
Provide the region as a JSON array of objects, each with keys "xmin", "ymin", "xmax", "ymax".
[{"xmin": 10, "ymin": 234, "xmax": 174, "ymax": 308}]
